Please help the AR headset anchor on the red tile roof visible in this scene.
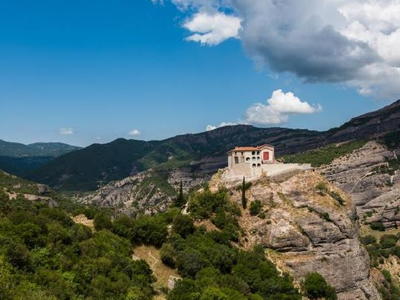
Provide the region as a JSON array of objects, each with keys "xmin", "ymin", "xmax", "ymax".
[{"xmin": 227, "ymin": 144, "xmax": 275, "ymax": 153}]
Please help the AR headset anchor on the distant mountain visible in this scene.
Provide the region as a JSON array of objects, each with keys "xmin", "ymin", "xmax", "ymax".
[
  {"xmin": 0, "ymin": 140, "xmax": 81, "ymax": 176},
  {"xmin": 0, "ymin": 140, "xmax": 81, "ymax": 157},
  {"xmin": 27, "ymin": 127, "xmax": 322, "ymax": 191},
  {"xmin": 23, "ymin": 98, "xmax": 400, "ymax": 191}
]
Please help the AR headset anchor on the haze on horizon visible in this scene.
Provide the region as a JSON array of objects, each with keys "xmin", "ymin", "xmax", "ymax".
[{"xmin": 1, "ymin": 0, "xmax": 399, "ymax": 147}]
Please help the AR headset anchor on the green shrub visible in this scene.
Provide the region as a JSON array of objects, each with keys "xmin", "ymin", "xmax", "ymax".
[
  {"xmin": 249, "ymin": 201, "xmax": 262, "ymax": 216},
  {"xmin": 93, "ymin": 212, "xmax": 112, "ymax": 231},
  {"xmin": 328, "ymin": 191, "xmax": 345, "ymax": 205},
  {"xmin": 160, "ymin": 243, "xmax": 177, "ymax": 268},
  {"xmin": 370, "ymin": 221, "xmax": 386, "ymax": 231},
  {"xmin": 131, "ymin": 215, "xmax": 168, "ymax": 247},
  {"xmin": 316, "ymin": 182, "xmax": 327, "ymax": 194},
  {"xmin": 380, "ymin": 235, "xmax": 398, "ymax": 248},
  {"xmin": 173, "ymin": 214, "xmax": 195, "ymax": 238},
  {"xmin": 320, "ymin": 212, "xmax": 331, "ymax": 222},
  {"xmin": 360, "ymin": 235, "xmax": 377, "ymax": 245},
  {"xmin": 381, "ymin": 269, "xmax": 392, "ymax": 283},
  {"xmin": 212, "ymin": 210, "xmax": 228, "ymax": 229},
  {"xmin": 177, "ymin": 250, "xmax": 207, "ymax": 278},
  {"xmin": 302, "ymin": 272, "xmax": 337, "ymax": 300}
]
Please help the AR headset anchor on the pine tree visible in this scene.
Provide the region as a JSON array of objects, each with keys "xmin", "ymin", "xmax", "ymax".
[{"xmin": 241, "ymin": 176, "xmax": 247, "ymax": 209}]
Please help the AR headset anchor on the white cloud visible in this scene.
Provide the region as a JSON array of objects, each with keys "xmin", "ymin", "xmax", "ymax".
[
  {"xmin": 155, "ymin": 0, "xmax": 400, "ymax": 100},
  {"xmin": 59, "ymin": 128, "xmax": 74, "ymax": 135},
  {"xmin": 129, "ymin": 129, "xmax": 141, "ymax": 136},
  {"xmin": 205, "ymin": 90, "xmax": 321, "ymax": 129},
  {"xmin": 245, "ymin": 90, "xmax": 322, "ymax": 125},
  {"xmin": 183, "ymin": 12, "xmax": 242, "ymax": 45},
  {"xmin": 206, "ymin": 122, "xmax": 239, "ymax": 131},
  {"xmin": 206, "ymin": 125, "xmax": 217, "ymax": 131}
]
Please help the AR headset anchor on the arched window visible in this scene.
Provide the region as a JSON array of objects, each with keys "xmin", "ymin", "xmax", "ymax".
[
  {"xmin": 246, "ymin": 157, "xmax": 250, "ymax": 161},
  {"xmin": 252, "ymin": 164, "xmax": 256, "ymax": 167},
  {"xmin": 257, "ymin": 163, "xmax": 261, "ymax": 167}
]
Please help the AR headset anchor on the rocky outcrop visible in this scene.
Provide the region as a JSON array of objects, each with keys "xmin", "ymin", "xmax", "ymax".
[
  {"xmin": 320, "ymin": 141, "xmax": 400, "ymax": 229},
  {"xmin": 215, "ymin": 170, "xmax": 380, "ymax": 300},
  {"xmin": 81, "ymin": 171, "xmax": 173, "ymax": 216},
  {"xmin": 81, "ymin": 168, "xmax": 211, "ymax": 216}
]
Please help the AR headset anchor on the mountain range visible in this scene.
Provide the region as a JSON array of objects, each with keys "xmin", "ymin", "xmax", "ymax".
[
  {"xmin": 0, "ymin": 140, "xmax": 81, "ymax": 176},
  {"xmin": 2, "ymin": 99, "xmax": 400, "ymax": 191}
]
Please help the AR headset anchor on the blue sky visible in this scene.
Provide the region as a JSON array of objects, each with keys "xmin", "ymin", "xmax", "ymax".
[{"xmin": 0, "ymin": 0, "xmax": 395, "ymax": 146}]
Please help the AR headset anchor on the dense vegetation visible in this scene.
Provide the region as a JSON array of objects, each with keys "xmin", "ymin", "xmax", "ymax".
[
  {"xmin": 162, "ymin": 188, "xmax": 302, "ymax": 300},
  {"xmin": 361, "ymin": 234, "xmax": 400, "ymax": 299},
  {"xmin": 0, "ymin": 169, "xmax": 337, "ymax": 299},
  {"xmin": 302, "ymin": 272, "xmax": 337, "ymax": 300},
  {"xmin": 381, "ymin": 131, "xmax": 400, "ymax": 150},
  {"xmin": 0, "ymin": 191, "xmax": 155, "ymax": 300},
  {"xmin": 281, "ymin": 140, "xmax": 367, "ymax": 167}
]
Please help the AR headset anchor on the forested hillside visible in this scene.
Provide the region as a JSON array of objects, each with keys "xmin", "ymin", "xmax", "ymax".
[{"xmin": 0, "ymin": 170, "xmax": 334, "ymax": 300}]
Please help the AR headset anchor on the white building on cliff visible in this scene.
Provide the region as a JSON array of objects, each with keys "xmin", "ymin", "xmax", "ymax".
[
  {"xmin": 226, "ymin": 144, "xmax": 312, "ymax": 179},
  {"xmin": 227, "ymin": 144, "xmax": 275, "ymax": 177}
]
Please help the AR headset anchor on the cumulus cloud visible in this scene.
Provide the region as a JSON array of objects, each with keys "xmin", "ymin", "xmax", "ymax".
[
  {"xmin": 245, "ymin": 90, "xmax": 322, "ymax": 125},
  {"xmin": 129, "ymin": 129, "xmax": 141, "ymax": 136},
  {"xmin": 154, "ymin": 0, "xmax": 400, "ymax": 100},
  {"xmin": 206, "ymin": 122, "xmax": 239, "ymax": 131},
  {"xmin": 205, "ymin": 90, "xmax": 321, "ymax": 128},
  {"xmin": 59, "ymin": 128, "xmax": 74, "ymax": 135},
  {"xmin": 183, "ymin": 12, "xmax": 242, "ymax": 45}
]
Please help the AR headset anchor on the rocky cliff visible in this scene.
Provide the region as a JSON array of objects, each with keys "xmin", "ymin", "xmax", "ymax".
[
  {"xmin": 320, "ymin": 141, "xmax": 400, "ymax": 229},
  {"xmin": 209, "ymin": 170, "xmax": 381, "ymax": 300},
  {"xmin": 80, "ymin": 167, "xmax": 210, "ymax": 216}
]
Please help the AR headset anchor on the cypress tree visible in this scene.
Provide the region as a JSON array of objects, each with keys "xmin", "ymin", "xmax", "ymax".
[
  {"xmin": 175, "ymin": 180, "xmax": 185, "ymax": 208},
  {"xmin": 241, "ymin": 177, "xmax": 247, "ymax": 209}
]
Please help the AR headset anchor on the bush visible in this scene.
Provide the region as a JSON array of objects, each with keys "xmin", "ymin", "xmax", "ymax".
[
  {"xmin": 381, "ymin": 269, "xmax": 392, "ymax": 283},
  {"xmin": 160, "ymin": 243, "xmax": 177, "ymax": 268},
  {"xmin": 316, "ymin": 182, "xmax": 327, "ymax": 194},
  {"xmin": 380, "ymin": 235, "xmax": 398, "ymax": 249},
  {"xmin": 302, "ymin": 272, "xmax": 337, "ymax": 300},
  {"xmin": 360, "ymin": 235, "xmax": 377, "ymax": 245},
  {"xmin": 370, "ymin": 221, "xmax": 386, "ymax": 231},
  {"xmin": 131, "ymin": 215, "xmax": 168, "ymax": 247},
  {"xmin": 173, "ymin": 214, "xmax": 195, "ymax": 238},
  {"xmin": 177, "ymin": 250, "xmax": 207, "ymax": 278},
  {"xmin": 93, "ymin": 212, "xmax": 112, "ymax": 231},
  {"xmin": 249, "ymin": 201, "xmax": 262, "ymax": 216},
  {"xmin": 328, "ymin": 191, "xmax": 345, "ymax": 205},
  {"xmin": 212, "ymin": 210, "xmax": 228, "ymax": 229}
]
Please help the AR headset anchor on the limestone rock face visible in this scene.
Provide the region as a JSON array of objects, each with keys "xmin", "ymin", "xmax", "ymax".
[
  {"xmin": 320, "ymin": 141, "xmax": 400, "ymax": 229},
  {"xmin": 81, "ymin": 168, "xmax": 211, "ymax": 216},
  {"xmin": 81, "ymin": 171, "xmax": 173, "ymax": 216},
  {"xmin": 221, "ymin": 170, "xmax": 380, "ymax": 300}
]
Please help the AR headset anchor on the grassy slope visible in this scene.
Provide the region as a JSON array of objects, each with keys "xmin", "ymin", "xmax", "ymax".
[{"xmin": 280, "ymin": 140, "xmax": 367, "ymax": 167}]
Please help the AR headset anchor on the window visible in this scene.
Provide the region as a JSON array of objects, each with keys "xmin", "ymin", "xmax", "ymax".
[
  {"xmin": 246, "ymin": 157, "xmax": 250, "ymax": 161},
  {"xmin": 252, "ymin": 151, "xmax": 255, "ymax": 155},
  {"xmin": 234, "ymin": 157, "xmax": 239, "ymax": 164},
  {"xmin": 257, "ymin": 163, "xmax": 261, "ymax": 167},
  {"xmin": 252, "ymin": 164, "xmax": 256, "ymax": 167}
]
